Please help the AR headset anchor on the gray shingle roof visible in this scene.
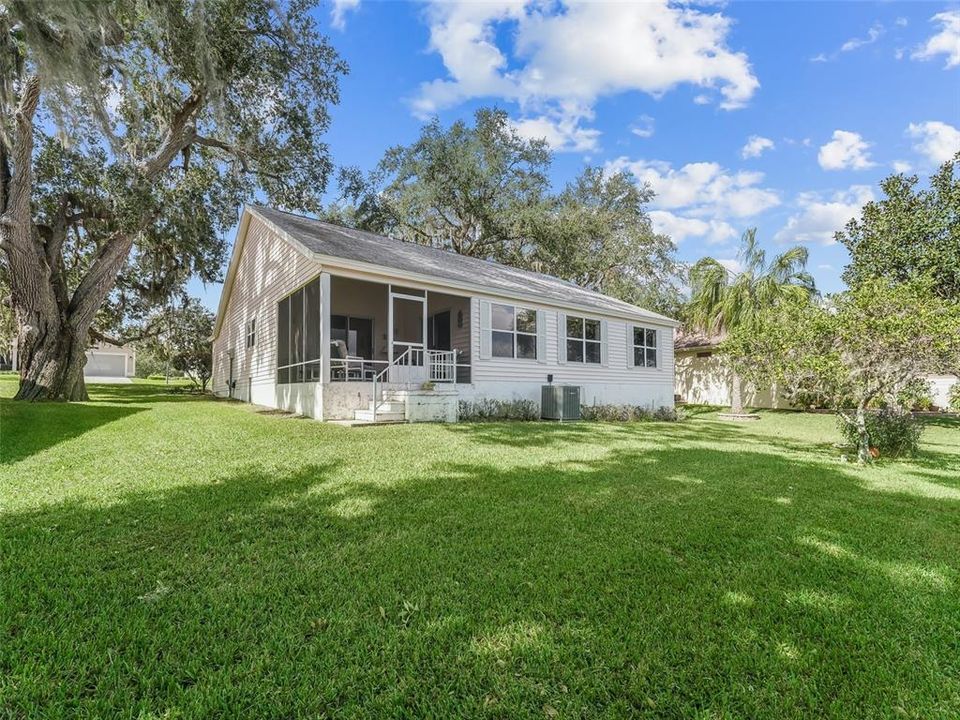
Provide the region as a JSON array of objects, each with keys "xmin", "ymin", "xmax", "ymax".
[{"xmin": 250, "ymin": 206, "xmax": 676, "ymax": 324}]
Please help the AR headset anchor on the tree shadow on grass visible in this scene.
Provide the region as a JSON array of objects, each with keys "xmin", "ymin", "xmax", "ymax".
[
  {"xmin": 85, "ymin": 384, "xmax": 212, "ymax": 405},
  {"xmin": 0, "ymin": 398, "xmax": 145, "ymax": 465},
  {"xmin": 2, "ymin": 443, "xmax": 958, "ymax": 717}
]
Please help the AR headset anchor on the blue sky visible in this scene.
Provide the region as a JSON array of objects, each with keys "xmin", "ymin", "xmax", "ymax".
[{"xmin": 192, "ymin": 0, "xmax": 960, "ymax": 309}]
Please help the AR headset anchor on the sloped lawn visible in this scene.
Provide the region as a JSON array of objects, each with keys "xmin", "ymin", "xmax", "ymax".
[{"xmin": 1, "ymin": 376, "xmax": 958, "ymax": 718}]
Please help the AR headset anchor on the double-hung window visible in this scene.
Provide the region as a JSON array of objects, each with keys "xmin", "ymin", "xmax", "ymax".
[
  {"xmin": 491, "ymin": 303, "xmax": 537, "ymax": 359},
  {"xmin": 566, "ymin": 316, "xmax": 601, "ymax": 364},
  {"xmin": 633, "ymin": 327, "xmax": 658, "ymax": 368},
  {"xmin": 245, "ymin": 318, "xmax": 256, "ymax": 349},
  {"xmin": 277, "ymin": 277, "xmax": 322, "ymax": 383}
]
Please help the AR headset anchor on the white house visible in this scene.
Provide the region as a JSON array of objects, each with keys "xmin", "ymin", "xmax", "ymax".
[
  {"xmin": 211, "ymin": 206, "xmax": 678, "ymax": 422},
  {"xmin": 84, "ymin": 341, "xmax": 136, "ymax": 379},
  {"xmin": 674, "ymin": 331, "xmax": 789, "ymax": 409},
  {"xmin": 675, "ymin": 331, "xmax": 958, "ymax": 411},
  {"xmin": 5, "ymin": 338, "xmax": 136, "ymax": 379}
]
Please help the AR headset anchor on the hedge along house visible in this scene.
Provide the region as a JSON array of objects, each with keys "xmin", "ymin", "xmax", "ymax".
[{"xmin": 211, "ymin": 206, "xmax": 678, "ymax": 422}]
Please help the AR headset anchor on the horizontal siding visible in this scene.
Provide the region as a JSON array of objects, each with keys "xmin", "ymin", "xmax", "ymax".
[
  {"xmin": 470, "ymin": 293, "xmax": 675, "ymax": 387},
  {"xmin": 212, "ymin": 217, "xmax": 322, "ymax": 397}
]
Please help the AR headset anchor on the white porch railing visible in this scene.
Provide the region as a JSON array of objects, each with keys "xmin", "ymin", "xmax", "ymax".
[
  {"xmin": 428, "ymin": 349, "xmax": 457, "ymax": 383},
  {"xmin": 370, "ymin": 348, "xmax": 459, "ymax": 422}
]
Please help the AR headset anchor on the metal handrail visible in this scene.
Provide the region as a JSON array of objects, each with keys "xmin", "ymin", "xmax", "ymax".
[
  {"xmin": 372, "ymin": 347, "xmax": 412, "ymax": 423},
  {"xmin": 370, "ymin": 347, "xmax": 460, "ymax": 422}
]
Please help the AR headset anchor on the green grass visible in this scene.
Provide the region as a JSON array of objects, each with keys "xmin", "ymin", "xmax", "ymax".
[{"xmin": 2, "ymin": 378, "xmax": 959, "ymax": 718}]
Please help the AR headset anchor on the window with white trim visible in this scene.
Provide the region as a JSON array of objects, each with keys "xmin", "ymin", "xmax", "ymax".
[
  {"xmin": 566, "ymin": 316, "xmax": 601, "ymax": 364},
  {"xmin": 633, "ymin": 326, "xmax": 658, "ymax": 368},
  {"xmin": 245, "ymin": 318, "xmax": 256, "ymax": 349},
  {"xmin": 277, "ymin": 278, "xmax": 322, "ymax": 384},
  {"xmin": 491, "ymin": 303, "xmax": 537, "ymax": 359}
]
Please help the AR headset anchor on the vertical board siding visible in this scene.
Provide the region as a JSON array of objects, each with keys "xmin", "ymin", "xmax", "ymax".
[{"xmin": 212, "ymin": 218, "xmax": 322, "ymax": 396}]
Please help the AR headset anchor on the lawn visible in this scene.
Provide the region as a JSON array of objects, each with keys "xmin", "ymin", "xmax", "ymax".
[{"xmin": 1, "ymin": 377, "xmax": 959, "ymax": 718}]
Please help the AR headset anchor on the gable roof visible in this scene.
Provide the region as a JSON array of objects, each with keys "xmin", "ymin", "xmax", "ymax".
[{"xmin": 214, "ymin": 205, "xmax": 677, "ymax": 339}]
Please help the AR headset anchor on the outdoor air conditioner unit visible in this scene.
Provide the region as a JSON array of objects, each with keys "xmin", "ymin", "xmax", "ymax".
[{"xmin": 541, "ymin": 384, "xmax": 581, "ymax": 421}]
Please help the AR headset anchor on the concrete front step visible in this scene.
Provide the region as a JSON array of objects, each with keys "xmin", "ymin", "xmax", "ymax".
[
  {"xmin": 354, "ymin": 409, "xmax": 406, "ymax": 423},
  {"xmin": 367, "ymin": 401, "xmax": 406, "ymax": 414}
]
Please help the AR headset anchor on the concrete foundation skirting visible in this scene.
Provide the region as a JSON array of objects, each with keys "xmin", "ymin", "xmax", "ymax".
[{"xmin": 396, "ymin": 389, "xmax": 458, "ymax": 423}]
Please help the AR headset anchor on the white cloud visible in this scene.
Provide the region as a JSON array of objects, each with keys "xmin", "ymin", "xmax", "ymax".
[
  {"xmin": 741, "ymin": 135, "xmax": 774, "ymax": 159},
  {"xmin": 812, "ymin": 22, "xmax": 884, "ymax": 62},
  {"xmin": 912, "ymin": 11, "xmax": 960, "ymax": 68},
  {"xmin": 511, "ymin": 112, "xmax": 601, "ymax": 152},
  {"xmin": 607, "ymin": 158, "xmax": 780, "ymax": 218},
  {"xmin": 717, "ymin": 258, "xmax": 744, "ymax": 275},
  {"xmin": 608, "ymin": 156, "xmax": 777, "ymax": 246},
  {"xmin": 892, "ymin": 160, "xmax": 913, "ymax": 173},
  {"xmin": 774, "ymin": 185, "xmax": 875, "ymax": 246},
  {"xmin": 412, "ymin": 0, "xmax": 759, "ymax": 148},
  {"xmin": 839, "ymin": 22, "xmax": 884, "ymax": 53},
  {"xmin": 906, "ymin": 121, "xmax": 960, "ymax": 164},
  {"xmin": 331, "ymin": 0, "xmax": 360, "ymax": 30},
  {"xmin": 648, "ymin": 211, "xmax": 737, "ymax": 245},
  {"xmin": 630, "ymin": 114, "xmax": 655, "ymax": 139},
  {"xmin": 895, "ymin": 17, "xmax": 908, "ymax": 28},
  {"xmin": 818, "ymin": 130, "xmax": 875, "ymax": 171},
  {"xmin": 817, "ymin": 263, "xmax": 834, "ymax": 271}
]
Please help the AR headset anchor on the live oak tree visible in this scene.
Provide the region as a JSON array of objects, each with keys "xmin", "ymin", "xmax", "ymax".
[
  {"xmin": 1, "ymin": 0, "xmax": 346, "ymax": 400},
  {"xmin": 836, "ymin": 153, "xmax": 960, "ymax": 302},
  {"xmin": 686, "ymin": 229, "xmax": 816, "ymax": 415},
  {"xmin": 529, "ymin": 167, "xmax": 682, "ymax": 315},
  {"xmin": 331, "ymin": 108, "xmax": 682, "ymax": 314}
]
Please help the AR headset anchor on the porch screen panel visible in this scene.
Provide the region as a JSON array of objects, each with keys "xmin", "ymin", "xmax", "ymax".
[
  {"xmin": 277, "ymin": 297, "xmax": 290, "ymax": 383},
  {"xmin": 277, "ymin": 277, "xmax": 323, "ymax": 384}
]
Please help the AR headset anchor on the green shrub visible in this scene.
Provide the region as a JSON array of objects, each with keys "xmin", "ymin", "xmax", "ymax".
[
  {"xmin": 837, "ymin": 409, "xmax": 923, "ymax": 458},
  {"xmin": 581, "ymin": 404, "xmax": 684, "ymax": 423},
  {"xmin": 892, "ymin": 378, "xmax": 934, "ymax": 411},
  {"xmin": 950, "ymin": 383, "xmax": 960, "ymax": 412},
  {"xmin": 458, "ymin": 398, "xmax": 539, "ymax": 422}
]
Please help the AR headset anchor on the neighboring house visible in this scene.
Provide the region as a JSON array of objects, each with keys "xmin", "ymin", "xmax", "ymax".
[
  {"xmin": 84, "ymin": 341, "xmax": 136, "ymax": 378},
  {"xmin": 4, "ymin": 338, "xmax": 136, "ymax": 378},
  {"xmin": 675, "ymin": 331, "xmax": 958, "ymax": 410},
  {"xmin": 211, "ymin": 205, "xmax": 678, "ymax": 422},
  {"xmin": 674, "ymin": 330, "xmax": 790, "ymax": 409},
  {"xmin": 927, "ymin": 375, "xmax": 959, "ymax": 410}
]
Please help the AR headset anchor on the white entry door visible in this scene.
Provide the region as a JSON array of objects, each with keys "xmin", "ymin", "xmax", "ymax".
[{"xmin": 389, "ymin": 291, "xmax": 427, "ymax": 384}]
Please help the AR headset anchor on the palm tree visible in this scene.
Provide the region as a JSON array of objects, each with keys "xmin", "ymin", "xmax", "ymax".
[{"xmin": 687, "ymin": 229, "xmax": 816, "ymax": 415}]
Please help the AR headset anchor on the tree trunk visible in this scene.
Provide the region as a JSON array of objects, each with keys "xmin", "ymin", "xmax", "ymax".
[
  {"xmin": 854, "ymin": 405, "xmax": 872, "ymax": 465},
  {"xmin": 14, "ymin": 317, "xmax": 88, "ymax": 401},
  {"xmin": 730, "ymin": 370, "xmax": 744, "ymax": 414}
]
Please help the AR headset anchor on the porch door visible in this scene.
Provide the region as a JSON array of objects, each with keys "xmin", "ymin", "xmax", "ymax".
[{"xmin": 389, "ymin": 289, "xmax": 427, "ymax": 383}]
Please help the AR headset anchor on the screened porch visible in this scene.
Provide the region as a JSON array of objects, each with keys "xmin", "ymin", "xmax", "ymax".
[{"xmin": 328, "ymin": 275, "xmax": 471, "ymax": 384}]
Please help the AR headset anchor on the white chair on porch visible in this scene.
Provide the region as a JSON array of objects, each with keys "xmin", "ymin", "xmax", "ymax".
[{"xmin": 330, "ymin": 340, "xmax": 367, "ymax": 381}]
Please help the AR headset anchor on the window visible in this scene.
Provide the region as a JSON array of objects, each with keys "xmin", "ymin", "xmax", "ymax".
[
  {"xmin": 566, "ymin": 316, "xmax": 601, "ymax": 364},
  {"xmin": 245, "ymin": 318, "xmax": 256, "ymax": 349},
  {"xmin": 491, "ymin": 303, "xmax": 537, "ymax": 359},
  {"xmin": 277, "ymin": 277, "xmax": 322, "ymax": 384},
  {"xmin": 633, "ymin": 326, "xmax": 658, "ymax": 368}
]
